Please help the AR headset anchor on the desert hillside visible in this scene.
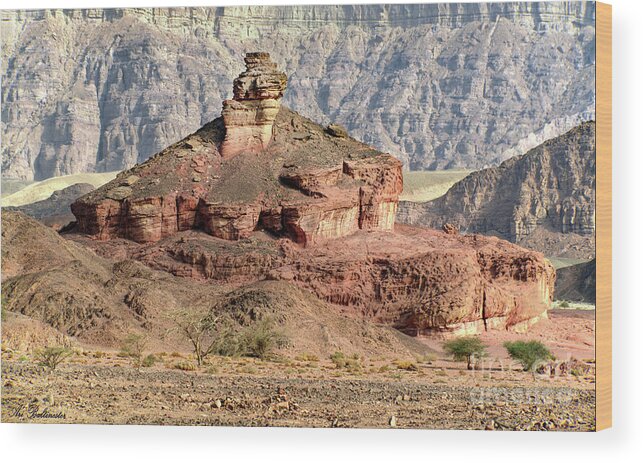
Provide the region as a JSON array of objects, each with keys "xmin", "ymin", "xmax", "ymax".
[
  {"xmin": 1, "ymin": 210, "xmax": 433, "ymax": 359},
  {"xmin": 554, "ymin": 259, "xmax": 596, "ymax": 303}
]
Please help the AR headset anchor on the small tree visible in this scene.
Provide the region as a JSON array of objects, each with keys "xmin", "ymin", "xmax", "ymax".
[
  {"xmin": 241, "ymin": 318, "xmax": 289, "ymax": 359},
  {"xmin": 504, "ymin": 340, "xmax": 554, "ymax": 372},
  {"xmin": 120, "ymin": 333, "xmax": 148, "ymax": 370},
  {"xmin": 168, "ymin": 308, "xmax": 222, "ymax": 366},
  {"xmin": 35, "ymin": 346, "xmax": 73, "ymax": 371},
  {"xmin": 443, "ymin": 336, "xmax": 487, "ymax": 370}
]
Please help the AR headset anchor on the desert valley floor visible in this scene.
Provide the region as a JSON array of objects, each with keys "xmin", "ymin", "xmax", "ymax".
[{"xmin": 2, "ymin": 308, "xmax": 595, "ymax": 430}]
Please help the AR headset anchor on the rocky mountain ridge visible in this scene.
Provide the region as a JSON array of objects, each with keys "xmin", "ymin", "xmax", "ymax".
[
  {"xmin": 397, "ymin": 122, "xmax": 596, "ymax": 259},
  {"xmin": 2, "ymin": 3, "xmax": 595, "ymax": 180}
]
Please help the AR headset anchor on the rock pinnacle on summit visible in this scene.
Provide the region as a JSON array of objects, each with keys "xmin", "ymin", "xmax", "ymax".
[{"xmin": 221, "ymin": 52, "xmax": 288, "ymax": 159}]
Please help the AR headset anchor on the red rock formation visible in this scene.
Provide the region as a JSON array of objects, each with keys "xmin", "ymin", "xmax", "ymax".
[
  {"xmin": 72, "ymin": 225, "xmax": 555, "ymax": 335},
  {"xmin": 68, "ymin": 51, "xmax": 555, "ymax": 336},
  {"xmin": 72, "ymin": 53, "xmax": 402, "ymax": 246}
]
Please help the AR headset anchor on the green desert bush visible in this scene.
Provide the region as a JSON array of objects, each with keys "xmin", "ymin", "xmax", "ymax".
[
  {"xmin": 504, "ymin": 340, "xmax": 554, "ymax": 372},
  {"xmin": 119, "ymin": 333, "xmax": 148, "ymax": 370},
  {"xmin": 330, "ymin": 352, "xmax": 362, "ymax": 371},
  {"xmin": 141, "ymin": 354, "xmax": 157, "ymax": 368},
  {"xmin": 174, "ymin": 361, "xmax": 197, "ymax": 371},
  {"xmin": 443, "ymin": 336, "xmax": 488, "ymax": 370},
  {"xmin": 240, "ymin": 318, "xmax": 289, "ymax": 359},
  {"xmin": 211, "ymin": 317, "xmax": 289, "ymax": 360},
  {"xmin": 35, "ymin": 346, "xmax": 72, "ymax": 371}
]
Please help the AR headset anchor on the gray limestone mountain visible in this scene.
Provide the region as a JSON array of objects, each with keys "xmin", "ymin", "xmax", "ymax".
[
  {"xmin": 2, "ymin": 3, "xmax": 595, "ymax": 181},
  {"xmin": 554, "ymin": 259, "xmax": 596, "ymax": 303},
  {"xmin": 397, "ymin": 122, "xmax": 596, "ymax": 259}
]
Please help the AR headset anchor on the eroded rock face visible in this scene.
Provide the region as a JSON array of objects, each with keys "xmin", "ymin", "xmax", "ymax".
[
  {"xmin": 398, "ymin": 122, "xmax": 596, "ymax": 258},
  {"xmin": 67, "ymin": 51, "xmax": 555, "ymax": 336},
  {"xmin": 278, "ymin": 226, "xmax": 555, "ymax": 334},
  {"xmin": 71, "ymin": 54, "xmax": 402, "ymax": 246},
  {"xmin": 72, "ymin": 224, "xmax": 555, "ymax": 335},
  {"xmin": 221, "ymin": 53, "xmax": 287, "ymax": 159}
]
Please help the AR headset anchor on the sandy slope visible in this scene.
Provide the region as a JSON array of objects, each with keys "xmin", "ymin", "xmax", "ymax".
[
  {"xmin": 1, "ymin": 172, "xmax": 119, "ymax": 207},
  {"xmin": 400, "ymin": 170, "xmax": 471, "ymax": 202}
]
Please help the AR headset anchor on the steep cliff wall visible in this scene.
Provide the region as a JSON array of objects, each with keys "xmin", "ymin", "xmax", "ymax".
[{"xmin": 2, "ymin": 3, "xmax": 595, "ymax": 180}]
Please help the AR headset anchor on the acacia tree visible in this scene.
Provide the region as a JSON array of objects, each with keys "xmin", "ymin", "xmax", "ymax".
[
  {"xmin": 443, "ymin": 336, "xmax": 488, "ymax": 370},
  {"xmin": 36, "ymin": 346, "xmax": 73, "ymax": 371},
  {"xmin": 168, "ymin": 308, "xmax": 222, "ymax": 366},
  {"xmin": 119, "ymin": 333, "xmax": 148, "ymax": 371},
  {"xmin": 504, "ymin": 340, "xmax": 554, "ymax": 373}
]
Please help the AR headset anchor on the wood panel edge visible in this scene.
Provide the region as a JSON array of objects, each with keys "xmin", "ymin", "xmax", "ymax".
[{"xmin": 595, "ymin": 1, "xmax": 612, "ymax": 432}]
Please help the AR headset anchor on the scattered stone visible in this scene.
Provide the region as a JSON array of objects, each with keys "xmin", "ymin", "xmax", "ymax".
[
  {"xmin": 442, "ymin": 223, "xmax": 459, "ymax": 235},
  {"xmin": 105, "ymin": 186, "xmax": 132, "ymax": 201},
  {"xmin": 326, "ymin": 124, "xmax": 348, "ymax": 138},
  {"xmin": 120, "ymin": 175, "xmax": 140, "ymax": 186}
]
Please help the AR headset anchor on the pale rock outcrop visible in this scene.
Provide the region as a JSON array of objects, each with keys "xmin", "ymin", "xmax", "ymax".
[{"xmin": 220, "ymin": 52, "xmax": 287, "ymax": 158}]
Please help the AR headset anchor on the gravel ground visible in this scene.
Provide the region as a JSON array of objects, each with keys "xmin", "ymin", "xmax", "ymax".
[{"xmin": 1, "ymin": 360, "xmax": 595, "ymax": 431}]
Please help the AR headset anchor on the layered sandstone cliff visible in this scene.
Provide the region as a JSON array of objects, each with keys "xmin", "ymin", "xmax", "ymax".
[
  {"xmin": 2, "ymin": 3, "xmax": 596, "ymax": 180},
  {"xmin": 71, "ymin": 53, "xmax": 402, "ymax": 246},
  {"xmin": 398, "ymin": 122, "xmax": 596, "ymax": 258},
  {"xmin": 72, "ymin": 222, "xmax": 555, "ymax": 335}
]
